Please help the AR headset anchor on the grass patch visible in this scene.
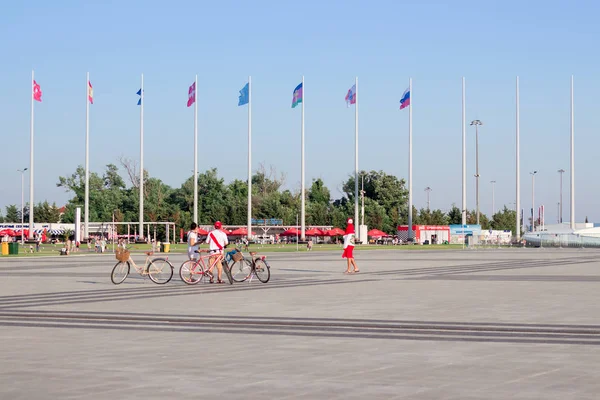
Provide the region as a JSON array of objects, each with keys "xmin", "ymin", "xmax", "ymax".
[{"xmin": 1, "ymin": 242, "xmax": 465, "ymax": 257}]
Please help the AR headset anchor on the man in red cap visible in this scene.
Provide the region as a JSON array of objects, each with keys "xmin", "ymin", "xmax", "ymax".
[
  {"xmin": 342, "ymin": 218, "xmax": 359, "ymax": 274},
  {"xmin": 205, "ymin": 221, "xmax": 230, "ymax": 283}
]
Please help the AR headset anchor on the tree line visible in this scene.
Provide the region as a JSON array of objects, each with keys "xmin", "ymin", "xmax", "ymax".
[{"xmin": 1, "ymin": 162, "xmax": 518, "ymax": 235}]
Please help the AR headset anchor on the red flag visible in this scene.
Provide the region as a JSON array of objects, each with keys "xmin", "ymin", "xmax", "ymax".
[
  {"xmin": 33, "ymin": 80, "xmax": 42, "ymax": 102},
  {"xmin": 187, "ymin": 82, "xmax": 196, "ymax": 107}
]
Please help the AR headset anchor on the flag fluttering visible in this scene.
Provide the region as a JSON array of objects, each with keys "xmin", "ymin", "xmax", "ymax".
[
  {"xmin": 136, "ymin": 89, "xmax": 142, "ymax": 105},
  {"xmin": 238, "ymin": 83, "xmax": 249, "ymax": 106},
  {"xmin": 345, "ymin": 84, "xmax": 356, "ymax": 107},
  {"xmin": 33, "ymin": 80, "xmax": 42, "ymax": 102},
  {"xmin": 88, "ymin": 81, "xmax": 94, "ymax": 104},
  {"xmin": 400, "ymin": 88, "xmax": 410, "ymax": 109},
  {"xmin": 291, "ymin": 83, "xmax": 303, "ymax": 108},
  {"xmin": 187, "ymin": 82, "xmax": 196, "ymax": 107}
]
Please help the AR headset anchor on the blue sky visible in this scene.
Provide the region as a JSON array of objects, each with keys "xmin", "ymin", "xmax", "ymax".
[{"xmin": 1, "ymin": 0, "xmax": 599, "ymax": 223}]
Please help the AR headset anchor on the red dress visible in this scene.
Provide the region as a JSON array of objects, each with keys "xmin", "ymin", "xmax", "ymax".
[{"xmin": 342, "ymin": 222, "xmax": 355, "ymax": 258}]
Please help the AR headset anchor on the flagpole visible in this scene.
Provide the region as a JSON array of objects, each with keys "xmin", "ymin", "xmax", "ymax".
[
  {"xmin": 29, "ymin": 70, "xmax": 35, "ymax": 239},
  {"xmin": 139, "ymin": 73, "xmax": 144, "ymax": 239},
  {"xmin": 84, "ymin": 72, "xmax": 90, "ymax": 240},
  {"xmin": 408, "ymin": 78, "xmax": 413, "ymax": 241},
  {"xmin": 354, "ymin": 76, "xmax": 359, "ymax": 242},
  {"xmin": 300, "ymin": 75, "xmax": 305, "ymax": 241},
  {"xmin": 570, "ymin": 75, "xmax": 575, "ymax": 229},
  {"xmin": 193, "ymin": 74, "xmax": 198, "ymax": 224},
  {"xmin": 461, "ymin": 77, "xmax": 467, "ymax": 227},
  {"xmin": 247, "ymin": 76, "xmax": 252, "ymax": 240},
  {"xmin": 515, "ymin": 76, "xmax": 521, "ymax": 240}
]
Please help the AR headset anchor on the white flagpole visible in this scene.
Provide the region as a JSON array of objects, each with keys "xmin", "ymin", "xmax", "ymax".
[
  {"xmin": 515, "ymin": 76, "xmax": 521, "ymax": 239},
  {"xmin": 194, "ymin": 75, "xmax": 198, "ymax": 224},
  {"xmin": 29, "ymin": 70, "xmax": 35, "ymax": 239},
  {"xmin": 84, "ymin": 72, "xmax": 90, "ymax": 240},
  {"xmin": 461, "ymin": 77, "xmax": 467, "ymax": 227},
  {"xmin": 139, "ymin": 73, "xmax": 144, "ymax": 239},
  {"xmin": 354, "ymin": 76, "xmax": 359, "ymax": 241},
  {"xmin": 247, "ymin": 76, "xmax": 252, "ymax": 240},
  {"xmin": 408, "ymin": 78, "xmax": 413, "ymax": 240},
  {"xmin": 570, "ymin": 75, "xmax": 575, "ymax": 229},
  {"xmin": 301, "ymin": 76, "xmax": 306, "ymax": 241}
]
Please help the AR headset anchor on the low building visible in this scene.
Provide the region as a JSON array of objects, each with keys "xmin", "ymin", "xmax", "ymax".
[{"xmin": 397, "ymin": 225, "xmax": 450, "ymax": 244}]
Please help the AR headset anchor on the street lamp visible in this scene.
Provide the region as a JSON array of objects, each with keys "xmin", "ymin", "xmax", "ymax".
[
  {"xmin": 490, "ymin": 181, "xmax": 496, "ymax": 216},
  {"xmin": 17, "ymin": 168, "xmax": 28, "ymax": 245},
  {"xmin": 530, "ymin": 171, "xmax": 538, "ymax": 231},
  {"xmin": 470, "ymin": 120, "xmax": 483, "ymax": 225},
  {"xmin": 557, "ymin": 169, "xmax": 565, "ymax": 223},
  {"xmin": 424, "ymin": 187, "xmax": 431, "ymax": 210}
]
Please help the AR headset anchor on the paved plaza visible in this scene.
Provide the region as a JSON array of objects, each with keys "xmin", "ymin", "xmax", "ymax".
[{"xmin": 1, "ymin": 248, "xmax": 599, "ymax": 399}]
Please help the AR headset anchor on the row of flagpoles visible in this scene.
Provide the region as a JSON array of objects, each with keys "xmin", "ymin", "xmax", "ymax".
[
  {"xmin": 27, "ymin": 71, "xmax": 411, "ymax": 242},
  {"xmin": 27, "ymin": 71, "xmax": 572, "ymax": 242}
]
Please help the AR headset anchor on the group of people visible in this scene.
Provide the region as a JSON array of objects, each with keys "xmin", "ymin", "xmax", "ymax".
[
  {"xmin": 187, "ymin": 221, "xmax": 230, "ymax": 284},
  {"xmin": 186, "ymin": 218, "xmax": 359, "ymax": 276}
]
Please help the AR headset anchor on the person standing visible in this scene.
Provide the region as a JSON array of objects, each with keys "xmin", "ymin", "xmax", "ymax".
[
  {"xmin": 187, "ymin": 223, "xmax": 200, "ymax": 260},
  {"xmin": 206, "ymin": 221, "xmax": 230, "ymax": 284},
  {"xmin": 342, "ymin": 218, "xmax": 359, "ymax": 274}
]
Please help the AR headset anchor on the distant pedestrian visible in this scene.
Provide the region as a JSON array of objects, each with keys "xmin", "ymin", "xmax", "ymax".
[
  {"xmin": 307, "ymin": 239, "xmax": 313, "ymax": 251},
  {"xmin": 342, "ymin": 218, "xmax": 359, "ymax": 274}
]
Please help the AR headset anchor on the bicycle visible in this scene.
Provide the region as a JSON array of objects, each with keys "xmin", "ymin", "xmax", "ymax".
[
  {"xmin": 226, "ymin": 248, "xmax": 270, "ymax": 283},
  {"xmin": 179, "ymin": 249, "xmax": 233, "ymax": 285},
  {"xmin": 111, "ymin": 248, "xmax": 174, "ymax": 285}
]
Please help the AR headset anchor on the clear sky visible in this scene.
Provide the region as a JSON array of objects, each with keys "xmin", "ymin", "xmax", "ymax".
[{"xmin": 1, "ymin": 0, "xmax": 599, "ymax": 223}]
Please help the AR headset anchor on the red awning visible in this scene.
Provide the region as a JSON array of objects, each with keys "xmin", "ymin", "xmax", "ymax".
[
  {"xmin": 325, "ymin": 228, "xmax": 345, "ymax": 236},
  {"xmin": 368, "ymin": 229, "xmax": 388, "ymax": 237}
]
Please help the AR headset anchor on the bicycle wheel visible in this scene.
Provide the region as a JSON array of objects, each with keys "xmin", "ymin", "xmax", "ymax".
[
  {"xmin": 229, "ymin": 258, "xmax": 252, "ymax": 282},
  {"xmin": 147, "ymin": 258, "xmax": 174, "ymax": 284},
  {"xmin": 254, "ymin": 258, "xmax": 270, "ymax": 283},
  {"xmin": 221, "ymin": 259, "xmax": 234, "ymax": 284},
  {"xmin": 111, "ymin": 261, "xmax": 130, "ymax": 284},
  {"xmin": 179, "ymin": 260, "xmax": 204, "ymax": 285}
]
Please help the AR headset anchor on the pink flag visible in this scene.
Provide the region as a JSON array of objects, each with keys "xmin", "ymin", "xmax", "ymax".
[
  {"xmin": 187, "ymin": 82, "xmax": 196, "ymax": 107},
  {"xmin": 33, "ymin": 80, "xmax": 42, "ymax": 102}
]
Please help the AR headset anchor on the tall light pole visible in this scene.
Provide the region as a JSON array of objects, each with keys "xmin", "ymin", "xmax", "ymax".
[
  {"xmin": 17, "ymin": 168, "xmax": 28, "ymax": 244},
  {"xmin": 530, "ymin": 171, "xmax": 538, "ymax": 231},
  {"xmin": 424, "ymin": 187, "xmax": 431, "ymax": 211},
  {"xmin": 360, "ymin": 173, "xmax": 366, "ymax": 228},
  {"xmin": 490, "ymin": 180, "xmax": 496, "ymax": 216},
  {"xmin": 470, "ymin": 120, "xmax": 483, "ymax": 225},
  {"xmin": 557, "ymin": 169, "xmax": 565, "ymax": 224}
]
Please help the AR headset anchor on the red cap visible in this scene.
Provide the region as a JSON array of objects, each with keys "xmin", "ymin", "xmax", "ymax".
[{"xmin": 214, "ymin": 221, "xmax": 222, "ymax": 229}]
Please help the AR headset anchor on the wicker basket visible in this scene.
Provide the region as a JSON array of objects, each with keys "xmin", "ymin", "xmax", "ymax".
[
  {"xmin": 115, "ymin": 249, "xmax": 130, "ymax": 262},
  {"xmin": 231, "ymin": 251, "xmax": 243, "ymax": 262}
]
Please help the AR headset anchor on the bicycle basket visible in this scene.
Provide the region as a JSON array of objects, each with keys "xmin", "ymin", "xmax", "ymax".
[
  {"xmin": 231, "ymin": 251, "xmax": 243, "ymax": 262},
  {"xmin": 115, "ymin": 249, "xmax": 130, "ymax": 262}
]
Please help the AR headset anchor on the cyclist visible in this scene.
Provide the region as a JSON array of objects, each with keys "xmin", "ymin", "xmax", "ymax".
[
  {"xmin": 187, "ymin": 222, "xmax": 200, "ymax": 260},
  {"xmin": 206, "ymin": 221, "xmax": 229, "ymax": 283}
]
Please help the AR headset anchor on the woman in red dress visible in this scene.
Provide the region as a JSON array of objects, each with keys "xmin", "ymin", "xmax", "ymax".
[{"xmin": 342, "ymin": 218, "xmax": 359, "ymax": 274}]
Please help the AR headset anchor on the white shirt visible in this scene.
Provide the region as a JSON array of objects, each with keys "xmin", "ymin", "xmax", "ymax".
[
  {"xmin": 187, "ymin": 231, "xmax": 199, "ymax": 259},
  {"xmin": 343, "ymin": 233, "xmax": 355, "ymax": 249},
  {"xmin": 206, "ymin": 229, "xmax": 228, "ymax": 253}
]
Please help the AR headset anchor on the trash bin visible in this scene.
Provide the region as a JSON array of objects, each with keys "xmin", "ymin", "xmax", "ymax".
[
  {"xmin": 161, "ymin": 242, "xmax": 170, "ymax": 253},
  {"xmin": 8, "ymin": 242, "xmax": 19, "ymax": 255},
  {"xmin": 1, "ymin": 242, "xmax": 8, "ymax": 256}
]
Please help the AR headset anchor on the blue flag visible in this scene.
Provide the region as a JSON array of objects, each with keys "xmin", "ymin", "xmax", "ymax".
[
  {"xmin": 238, "ymin": 83, "xmax": 249, "ymax": 106},
  {"xmin": 137, "ymin": 89, "xmax": 142, "ymax": 105}
]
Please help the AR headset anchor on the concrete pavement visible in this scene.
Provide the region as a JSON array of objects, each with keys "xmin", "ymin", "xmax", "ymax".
[{"xmin": 1, "ymin": 248, "xmax": 599, "ymax": 399}]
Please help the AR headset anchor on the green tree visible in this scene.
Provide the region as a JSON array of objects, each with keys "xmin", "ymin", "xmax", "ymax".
[
  {"xmin": 308, "ymin": 178, "xmax": 330, "ymax": 204},
  {"xmin": 447, "ymin": 205, "xmax": 462, "ymax": 225},
  {"xmin": 490, "ymin": 206, "xmax": 517, "ymax": 232},
  {"xmin": 33, "ymin": 201, "xmax": 62, "ymax": 223},
  {"xmin": 4, "ymin": 205, "xmax": 19, "ymax": 223}
]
